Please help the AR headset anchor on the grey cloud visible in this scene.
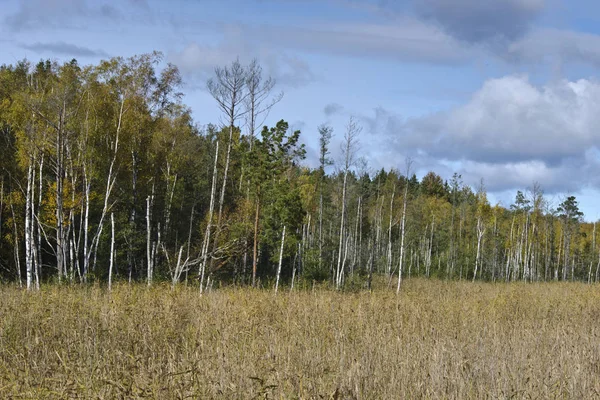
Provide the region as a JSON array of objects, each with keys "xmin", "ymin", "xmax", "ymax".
[
  {"xmin": 21, "ymin": 41, "xmax": 109, "ymax": 58},
  {"xmin": 266, "ymin": 54, "xmax": 315, "ymax": 88},
  {"xmin": 146, "ymin": 2, "xmax": 477, "ymax": 66},
  {"xmin": 507, "ymin": 28, "xmax": 600, "ymax": 69},
  {"xmin": 248, "ymin": 19, "xmax": 473, "ymax": 65},
  {"xmin": 363, "ymin": 76, "xmax": 600, "ymax": 193},
  {"xmin": 99, "ymin": 4, "xmax": 120, "ymax": 19},
  {"xmin": 410, "ymin": 0, "xmax": 545, "ymax": 44},
  {"xmin": 6, "ymin": 0, "xmax": 91, "ymax": 30},
  {"xmin": 168, "ymin": 36, "xmax": 315, "ymax": 89},
  {"xmin": 166, "ymin": 1, "xmax": 597, "ymax": 71},
  {"xmin": 128, "ymin": 0, "xmax": 150, "ymax": 8},
  {"xmin": 323, "ymin": 103, "xmax": 343, "ymax": 116},
  {"xmin": 166, "ymin": 18, "xmax": 473, "ymax": 67},
  {"xmin": 3, "ymin": 0, "xmax": 149, "ymax": 31},
  {"xmin": 337, "ymin": 0, "xmax": 545, "ymax": 45}
]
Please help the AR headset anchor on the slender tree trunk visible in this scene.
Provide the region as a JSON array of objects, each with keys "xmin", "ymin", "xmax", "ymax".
[
  {"xmin": 10, "ymin": 201, "xmax": 22, "ymax": 287},
  {"xmin": 358, "ymin": 195, "xmax": 363, "ymax": 274},
  {"xmin": 275, "ymin": 226, "xmax": 286, "ymax": 293},
  {"xmin": 396, "ymin": 182, "xmax": 409, "ymax": 294},
  {"xmin": 128, "ymin": 151, "xmax": 138, "ymax": 281},
  {"xmin": 25, "ymin": 162, "xmax": 33, "ymax": 290},
  {"xmin": 55, "ymin": 109, "xmax": 65, "ymax": 283},
  {"xmin": 386, "ymin": 187, "xmax": 395, "ymax": 277},
  {"xmin": 556, "ymin": 232, "xmax": 562, "ymax": 281},
  {"xmin": 336, "ymin": 169, "xmax": 348, "ymax": 289},
  {"xmin": 146, "ymin": 192, "xmax": 154, "ymax": 286},
  {"xmin": 211, "ymin": 121, "xmax": 234, "ymax": 270},
  {"xmin": 429, "ymin": 215, "xmax": 435, "ymax": 278},
  {"xmin": 86, "ymin": 98, "xmax": 124, "ymax": 281},
  {"xmin": 200, "ymin": 142, "xmax": 219, "ymax": 293},
  {"xmin": 375, "ymin": 195, "xmax": 384, "ymax": 267},
  {"xmin": 252, "ymin": 199, "xmax": 260, "ymax": 287},
  {"xmin": 290, "ymin": 257, "xmax": 296, "ymax": 292},
  {"xmin": 0, "ymin": 178, "xmax": 3, "ymax": 258},
  {"xmin": 473, "ymin": 217, "xmax": 484, "ymax": 282},
  {"xmin": 352, "ymin": 197, "xmax": 361, "ymax": 276},
  {"xmin": 319, "ymin": 190, "xmax": 324, "ymax": 277},
  {"xmin": 164, "ymin": 169, "xmax": 177, "ymax": 235},
  {"xmin": 109, "ymin": 212, "xmax": 115, "ymax": 291},
  {"xmin": 595, "ymin": 247, "xmax": 600, "ymax": 283},
  {"xmin": 367, "ymin": 233, "xmax": 374, "ymax": 291},
  {"xmin": 186, "ymin": 203, "xmax": 196, "ymax": 261},
  {"xmin": 82, "ymin": 168, "xmax": 90, "ymax": 281}
]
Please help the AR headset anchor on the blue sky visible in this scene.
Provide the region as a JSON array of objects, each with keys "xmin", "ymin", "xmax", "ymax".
[{"xmin": 2, "ymin": 0, "xmax": 600, "ymax": 219}]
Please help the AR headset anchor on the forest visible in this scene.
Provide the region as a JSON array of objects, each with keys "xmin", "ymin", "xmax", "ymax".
[{"xmin": 0, "ymin": 52, "xmax": 597, "ymax": 291}]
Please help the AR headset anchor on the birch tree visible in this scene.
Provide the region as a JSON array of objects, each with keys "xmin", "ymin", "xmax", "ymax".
[
  {"xmin": 396, "ymin": 158, "xmax": 412, "ymax": 294},
  {"xmin": 473, "ymin": 181, "xmax": 490, "ymax": 282},
  {"xmin": 335, "ymin": 117, "xmax": 360, "ymax": 289}
]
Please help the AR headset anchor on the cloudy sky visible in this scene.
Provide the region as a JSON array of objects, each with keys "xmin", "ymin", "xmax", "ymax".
[{"xmin": 3, "ymin": 0, "xmax": 600, "ymax": 218}]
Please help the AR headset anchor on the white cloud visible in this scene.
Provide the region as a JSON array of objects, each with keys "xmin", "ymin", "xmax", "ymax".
[{"xmin": 364, "ymin": 76, "xmax": 600, "ymax": 193}]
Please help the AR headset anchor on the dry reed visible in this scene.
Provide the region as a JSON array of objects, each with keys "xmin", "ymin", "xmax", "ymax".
[{"xmin": 1, "ymin": 279, "xmax": 600, "ymax": 399}]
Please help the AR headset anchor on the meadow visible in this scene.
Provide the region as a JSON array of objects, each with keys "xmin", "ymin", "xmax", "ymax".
[{"xmin": 1, "ymin": 279, "xmax": 600, "ymax": 399}]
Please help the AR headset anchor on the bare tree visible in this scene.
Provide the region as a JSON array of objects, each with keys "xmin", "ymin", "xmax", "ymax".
[
  {"xmin": 244, "ymin": 59, "xmax": 283, "ymax": 147},
  {"xmin": 207, "ymin": 59, "xmax": 248, "ymax": 273}
]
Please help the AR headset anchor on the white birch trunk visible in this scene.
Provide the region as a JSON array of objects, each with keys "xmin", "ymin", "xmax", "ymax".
[
  {"xmin": 473, "ymin": 217, "xmax": 485, "ymax": 282},
  {"xmin": 25, "ymin": 162, "xmax": 33, "ymax": 290},
  {"xmin": 396, "ymin": 178, "xmax": 409, "ymax": 294},
  {"xmin": 428, "ymin": 215, "xmax": 435, "ymax": 278},
  {"xmin": 82, "ymin": 166, "xmax": 90, "ymax": 281},
  {"xmin": 146, "ymin": 194, "xmax": 153, "ymax": 286},
  {"xmin": 109, "ymin": 212, "xmax": 115, "ymax": 291},
  {"xmin": 275, "ymin": 226, "xmax": 286, "ymax": 293},
  {"xmin": 386, "ymin": 188, "xmax": 395, "ymax": 277},
  {"xmin": 200, "ymin": 141, "xmax": 219, "ymax": 294},
  {"xmin": 335, "ymin": 169, "xmax": 347, "ymax": 289}
]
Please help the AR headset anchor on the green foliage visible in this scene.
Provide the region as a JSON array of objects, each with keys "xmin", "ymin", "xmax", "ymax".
[
  {"xmin": 421, "ymin": 171, "xmax": 448, "ymax": 199},
  {"xmin": 0, "ymin": 53, "xmax": 598, "ymax": 288}
]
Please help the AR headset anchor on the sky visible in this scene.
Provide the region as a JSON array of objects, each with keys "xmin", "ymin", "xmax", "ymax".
[{"xmin": 2, "ymin": 0, "xmax": 600, "ymax": 219}]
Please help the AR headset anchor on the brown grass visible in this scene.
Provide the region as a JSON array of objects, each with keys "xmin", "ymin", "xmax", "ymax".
[{"xmin": 1, "ymin": 279, "xmax": 600, "ymax": 399}]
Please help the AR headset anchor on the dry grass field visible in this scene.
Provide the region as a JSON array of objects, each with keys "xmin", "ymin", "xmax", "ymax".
[{"xmin": 1, "ymin": 279, "xmax": 600, "ymax": 399}]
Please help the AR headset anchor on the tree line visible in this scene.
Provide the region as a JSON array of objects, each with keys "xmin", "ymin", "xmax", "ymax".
[{"xmin": 0, "ymin": 53, "xmax": 597, "ymax": 290}]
